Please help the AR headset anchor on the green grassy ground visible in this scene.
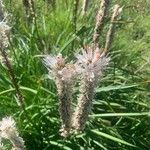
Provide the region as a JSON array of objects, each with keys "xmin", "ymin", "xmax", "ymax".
[{"xmin": 0, "ymin": 0, "xmax": 150, "ymax": 149}]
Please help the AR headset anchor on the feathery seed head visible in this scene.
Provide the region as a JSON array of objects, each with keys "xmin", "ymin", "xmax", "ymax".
[
  {"xmin": 43, "ymin": 54, "xmax": 77, "ymax": 137},
  {"xmin": 75, "ymin": 46, "xmax": 109, "ymax": 81},
  {"xmin": 0, "ymin": 117, "xmax": 16, "ymax": 139},
  {"xmin": 0, "ymin": 117, "xmax": 25, "ymax": 149},
  {"xmin": 43, "ymin": 53, "xmax": 65, "ymax": 70},
  {"xmin": 43, "ymin": 54, "xmax": 77, "ymax": 82}
]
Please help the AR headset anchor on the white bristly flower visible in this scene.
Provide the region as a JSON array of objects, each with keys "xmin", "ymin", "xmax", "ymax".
[
  {"xmin": 0, "ymin": 117, "xmax": 25, "ymax": 150},
  {"xmin": 75, "ymin": 46, "xmax": 109, "ymax": 82},
  {"xmin": 73, "ymin": 46, "xmax": 109, "ymax": 131},
  {"xmin": 43, "ymin": 54, "xmax": 65, "ymax": 76},
  {"xmin": 43, "ymin": 54, "xmax": 77, "ymax": 81}
]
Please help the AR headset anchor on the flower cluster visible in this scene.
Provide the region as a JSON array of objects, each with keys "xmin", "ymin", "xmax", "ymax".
[
  {"xmin": 43, "ymin": 45, "xmax": 109, "ymax": 134},
  {"xmin": 43, "ymin": 54, "xmax": 77, "ymax": 82},
  {"xmin": 0, "ymin": 117, "xmax": 25, "ymax": 150}
]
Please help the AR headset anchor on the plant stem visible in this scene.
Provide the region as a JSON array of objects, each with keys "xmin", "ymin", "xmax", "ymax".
[{"xmin": 0, "ymin": 48, "xmax": 24, "ymax": 107}]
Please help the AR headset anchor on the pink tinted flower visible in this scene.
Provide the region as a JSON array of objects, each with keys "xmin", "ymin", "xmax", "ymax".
[
  {"xmin": 43, "ymin": 54, "xmax": 77, "ymax": 82},
  {"xmin": 43, "ymin": 53, "xmax": 65, "ymax": 71},
  {"xmin": 75, "ymin": 46, "xmax": 109, "ymax": 81}
]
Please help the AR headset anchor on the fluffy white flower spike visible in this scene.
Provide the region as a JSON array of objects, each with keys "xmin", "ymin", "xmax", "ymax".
[
  {"xmin": 0, "ymin": 117, "xmax": 25, "ymax": 150},
  {"xmin": 76, "ymin": 46, "xmax": 109, "ymax": 82},
  {"xmin": 43, "ymin": 54, "xmax": 77, "ymax": 137},
  {"xmin": 43, "ymin": 48, "xmax": 109, "ymax": 133},
  {"xmin": 73, "ymin": 46, "xmax": 109, "ymax": 131}
]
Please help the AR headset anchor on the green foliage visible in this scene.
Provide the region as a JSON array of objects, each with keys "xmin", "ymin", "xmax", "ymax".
[{"xmin": 0, "ymin": 0, "xmax": 149, "ymax": 149}]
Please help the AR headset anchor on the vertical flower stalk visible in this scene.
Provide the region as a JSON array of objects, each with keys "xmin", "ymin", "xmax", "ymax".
[
  {"xmin": 71, "ymin": 0, "xmax": 79, "ymax": 52},
  {"xmin": 104, "ymin": 4, "xmax": 122, "ymax": 52},
  {"xmin": 93, "ymin": 0, "xmax": 110, "ymax": 45},
  {"xmin": 0, "ymin": 117, "xmax": 25, "ymax": 150},
  {"xmin": 55, "ymin": 73, "xmax": 73, "ymax": 137},
  {"xmin": 43, "ymin": 54, "xmax": 77, "ymax": 137},
  {"xmin": 73, "ymin": 46, "xmax": 109, "ymax": 131},
  {"xmin": 0, "ymin": 1, "xmax": 36, "ymax": 131},
  {"xmin": 81, "ymin": 0, "xmax": 89, "ymax": 15},
  {"xmin": 73, "ymin": 76, "xmax": 96, "ymax": 131},
  {"xmin": 0, "ymin": 2, "xmax": 24, "ymax": 107}
]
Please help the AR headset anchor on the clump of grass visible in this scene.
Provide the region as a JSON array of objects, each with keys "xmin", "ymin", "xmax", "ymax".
[{"xmin": 0, "ymin": 0, "xmax": 149, "ymax": 149}]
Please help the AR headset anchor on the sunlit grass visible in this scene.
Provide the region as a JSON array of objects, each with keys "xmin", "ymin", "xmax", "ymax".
[{"xmin": 0, "ymin": 0, "xmax": 149, "ymax": 149}]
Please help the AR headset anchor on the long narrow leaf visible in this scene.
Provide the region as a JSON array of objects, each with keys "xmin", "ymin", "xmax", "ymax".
[
  {"xmin": 91, "ymin": 130, "xmax": 135, "ymax": 147},
  {"xmin": 90, "ymin": 112, "xmax": 150, "ymax": 118},
  {"xmin": 96, "ymin": 85, "xmax": 138, "ymax": 93},
  {"xmin": 0, "ymin": 86, "xmax": 37, "ymax": 95},
  {"xmin": 49, "ymin": 141, "xmax": 72, "ymax": 150},
  {"xmin": 93, "ymin": 140, "xmax": 108, "ymax": 150}
]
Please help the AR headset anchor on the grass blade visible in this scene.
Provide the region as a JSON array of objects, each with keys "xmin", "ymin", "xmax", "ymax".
[
  {"xmin": 91, "ymin": 130, "xmax": 135, "ymax": 147},
  {"xmin": 90, "ymin": 112, "xmax": 150, "ymax": 118},
  {"xmin": 96, "ymin": 84, "xmax": 138, "ymax": 93},
  {"xmin": 0, "ymin": 86, "xmax": 37, "ymax": 95}
]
